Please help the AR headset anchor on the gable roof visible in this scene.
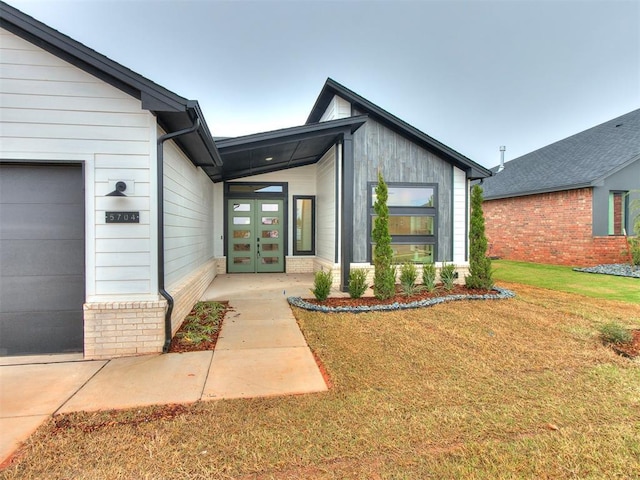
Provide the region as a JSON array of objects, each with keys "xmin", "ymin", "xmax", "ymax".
[
  {"xmin": 0, "ymin": 1, "xmax": 222, "ymax": 170},
  {"xmin": 481, "ymin": 109, "xmax": 640, "ymax": 200},
  {"xmin": 307, "ymin": 78, "xmax": 492, "ymax": 180}
]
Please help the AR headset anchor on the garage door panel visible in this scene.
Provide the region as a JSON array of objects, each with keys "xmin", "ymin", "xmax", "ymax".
[
  {"xmin": 0, "ymin": 274, "xmax": 84, "ymax": 313},
  {"xmin": 0, "ymin": 203, "xmax": 84, "ymax": 240},
  {"xmin": 0, "ymin": 165, "xmax": 83, "ymax": 204},
  {"xmin": 0, "ymin": 311, "xmax": 83, "ymax": 356},
  {"xmin": 0, "ymin": 239, "xmax": 84, "ymax": 276},
  {"xmin": 0, "ymin": 164, "xmax": 84, "ymax": 356}
]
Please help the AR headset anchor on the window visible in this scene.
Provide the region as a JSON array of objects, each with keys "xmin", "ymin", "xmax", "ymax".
[
  {"xmin": 293, "ymin": 196, "xmax": 315, "ymax": 255},
  {"xmin": 609, "ymin": 191, "xmax": 628, "ymax": 235},
  {"xmin": 369, "ymin": 183, "xmax": 437, "ymax": 263}
]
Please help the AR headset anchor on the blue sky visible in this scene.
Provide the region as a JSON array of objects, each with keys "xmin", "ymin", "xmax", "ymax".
[{"xmin": 5, "ymin": 0, "xmax": 639, "ymax": 167}]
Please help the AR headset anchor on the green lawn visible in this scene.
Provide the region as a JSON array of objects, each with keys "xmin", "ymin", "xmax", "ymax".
[{"xmin": 493, "ymin": 260, "xmax": 640, "ymax": 304}]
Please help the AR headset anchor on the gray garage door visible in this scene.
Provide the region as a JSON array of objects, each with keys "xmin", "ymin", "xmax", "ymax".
[{"xmin": 0, "ymin": 164, "xmax": 85, "ymax": 356}]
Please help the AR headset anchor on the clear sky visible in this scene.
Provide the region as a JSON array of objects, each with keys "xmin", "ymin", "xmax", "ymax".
[{"xmin": 4, "ymin": 0, "xmax": 639, "ymax": 168}]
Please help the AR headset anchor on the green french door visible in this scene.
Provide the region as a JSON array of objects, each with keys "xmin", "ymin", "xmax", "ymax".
[{"xmin": 228, "ymin": 199, "xmax": 284, "ymax": 273}]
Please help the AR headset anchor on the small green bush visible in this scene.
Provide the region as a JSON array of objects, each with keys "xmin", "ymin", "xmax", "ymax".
[
  {"xmin": 349, "ymin": 268, "xmax": 369, "ymax": 299},
  {"xmin": 422, "ymin": 262, "xmax": 437, "ymax": 292},
  {"xmin": 399, "ymin": 262, "xmax": 419, "ymax": 296},
  {"xmin": 311, "ymin": 269, "xmax": 333, "ymax": 302},
  {"xmin": 599, "ymin": 322, "xmax": 633, "ymax": 345},
  {"xmin": 439, "ymin": 262, "xmax": 457, "ymax": 291}
]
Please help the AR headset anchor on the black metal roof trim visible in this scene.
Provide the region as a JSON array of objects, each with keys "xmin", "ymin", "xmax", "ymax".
[
  {"xmin": 0, "ymin": 1, "xmax": 221, "ymax": 169},
  {"xmin": 307, "ymin": 78, "xmax": 492, "ymax": 180},
  {"xmin": 216, "ymin": 115, "xmax": 368, "ymax": 151}
]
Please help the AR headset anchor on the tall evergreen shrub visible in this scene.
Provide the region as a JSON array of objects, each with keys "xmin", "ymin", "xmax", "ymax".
[
  {"xmin": 372, "ymin": 172, "xmax": 396, "ymax": 299},
  {"xmin": 466, "ymin": 185, "xmax": 494, "ymax": 289}
]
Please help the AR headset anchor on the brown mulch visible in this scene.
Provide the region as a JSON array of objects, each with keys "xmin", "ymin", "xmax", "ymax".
[
  {"xmin": 167, "ymin": 302, "xmax": 231, "ymax": 353},
  {"xmin": 304, "ymin": 285, "xmax": 495, "ymax": 308},
  {"xmin": 610, "ymin": 330, "xmax": 640, "ymax": 358}
]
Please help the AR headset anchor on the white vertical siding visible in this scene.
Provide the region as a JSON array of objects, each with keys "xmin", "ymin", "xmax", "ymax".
[
  {"xmin": 319, "ymin": 95, "xmax": 351, "ymax": 122},
  {"xmin": 0, "ymin": 28, "xmax": 156, "ymax": 299},
  {"xmin": 452, "ymin": 166, "xmax": 467, "ymax": 263},
  {"xmin": 316, "ymin": 148, "xmax": 337, "ymax": 262},
  {"xmin": 163, "ymin": 138, "xmax": 215, "ymax": 289},
  {"xmin": 227, "ymin": 164, "xmax": 317, "ymax": 256}
]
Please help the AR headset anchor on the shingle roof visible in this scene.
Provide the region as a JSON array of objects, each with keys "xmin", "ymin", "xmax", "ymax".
[{"xmin": 481, "ymin": 109, "xmax": 640, "ymax": 200}]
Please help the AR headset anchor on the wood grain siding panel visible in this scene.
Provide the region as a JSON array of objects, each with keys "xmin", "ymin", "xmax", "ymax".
[
  {"xmin": 227, "ymin": 164, "xmax": 317, "ymax": 256},
  {"xmin": 1, "ymin": 28, "xmax": 156, "ymax": 298},
  {"xmin": 352, "ymin": 118, "xmax": 453, "ymax": 262},
  {"xmin": 316, "ymin": 147, "xmax": 336, "ymax": 262},
  {"xmin": 163, "ymin": 139, "xmax": 214, "ymax": 290}
]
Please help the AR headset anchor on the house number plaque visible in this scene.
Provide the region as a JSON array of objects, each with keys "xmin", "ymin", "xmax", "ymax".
[{"xmin": 106, "ymin": 211, "xmax": 140, "ymax": 223}]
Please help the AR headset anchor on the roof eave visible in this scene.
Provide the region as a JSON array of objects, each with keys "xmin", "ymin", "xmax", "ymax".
[{"xmin": 483, "ymin": 182, "xmax": 594, "ymax": 201}]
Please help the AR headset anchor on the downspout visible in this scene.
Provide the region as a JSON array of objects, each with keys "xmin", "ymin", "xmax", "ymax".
[{"xmin": 158, "ymin": 117, "xmax": 201, "ymax": 353}]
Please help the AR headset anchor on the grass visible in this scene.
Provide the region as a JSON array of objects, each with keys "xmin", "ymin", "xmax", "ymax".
[
  {"xmin": 2, "ymin": 284, "xmax": 640, "ymax": 479},
  {"xmin": 493, "ymin": 260, "xmax": 640, "ymax": 304}
]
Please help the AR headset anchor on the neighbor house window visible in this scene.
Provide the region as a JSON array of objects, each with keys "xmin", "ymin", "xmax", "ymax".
[
  {"xmin": 608, "ymin": 191, "xmax": 628, "ymax": 235},
  {"xmin": 294, "ymin": 196, "xmax": 315, "ymax": 255},
  {"xmin": 369, "ymin": 183, "xmax": 437, "ymax": 263}
]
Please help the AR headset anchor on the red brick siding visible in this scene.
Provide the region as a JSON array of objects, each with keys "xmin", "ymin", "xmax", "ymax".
[{"xmin": 483, "ymin": 188, "xmax": 628, "ymax": 266}]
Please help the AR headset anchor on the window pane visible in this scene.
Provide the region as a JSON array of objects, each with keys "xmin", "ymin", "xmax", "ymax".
[
  {"xmin": 233, "ymin": 217, "xmax": 250, "ymax": 225},
  {"xmin": 296, "ymin": 198, "xmax": 313, "ymax": 252},
  {"xmin": 228, "ymin": 184, "xmax": 283, "ymax": 193},
  {"xmin": 261, "ymin": 203, "xmax": 279, "ymax": 212},
  {"xmin": 373, "ymin": 216, "xmax": 434, "ymax": 235},
  {"xmin": 233, "ymin": 244, "xmax": 251, "ymax": 252},
  {"xmin": 232, "ymin": 203, "xmax": 250, "ymax": 212},
  {"xmin": 233, "ymin": 230, "xmax": 251, "ymax": 238},
  {"xmin": 609, "ymin": 191, "xmax": 626, "ymax": 235},
  {"xmin": 262, "ymin": 230, "xmax": 279, "ymax": 238},
  {"xmin": 372, "ymin": 186, "xmax": 434, "ymax": 207},
  {"xmin": 261, "ymin": 217, "xmax": 279, "ymax": 225},
  {"xmin": 391, "ymin": 244, "xmax": 434, "ymax": 264}
]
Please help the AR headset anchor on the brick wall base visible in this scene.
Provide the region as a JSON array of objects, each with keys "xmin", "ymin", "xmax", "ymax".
[
  {"xmin": 83, "ymin": 300, "xmax": 166, "ymax": 360},
  {"xmin": 286, "ymin": 256, "xmax": 315, "ymax": 273},
  {"xmin": 484, "ymin": 188, "xmax": 629, "ymax": 267},
  {"xmin": 83, "ymin": 258, "xmax": 217, "ymax": 360}
]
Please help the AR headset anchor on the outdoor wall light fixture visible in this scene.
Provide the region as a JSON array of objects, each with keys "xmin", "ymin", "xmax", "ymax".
[{"xmin": 106, "ymin": 181, "xmax": 128, "ymax": 197}]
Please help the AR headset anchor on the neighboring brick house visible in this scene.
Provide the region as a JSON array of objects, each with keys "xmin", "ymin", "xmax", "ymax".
[{"xmin": 480, "ymin": 109, "xmax": 640, "ymax": 267}]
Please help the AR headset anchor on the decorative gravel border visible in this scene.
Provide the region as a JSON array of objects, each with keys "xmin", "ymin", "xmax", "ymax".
[
  {"xmin": 573, "ymin": 263, "xmax": 640, "ymax": 279},
  {"xmin": 287, "ymin": 287, "xmax": 516, "ymax": 313}
]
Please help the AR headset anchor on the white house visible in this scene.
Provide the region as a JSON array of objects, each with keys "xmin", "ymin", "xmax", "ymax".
[{"xmin": 0, "ymin": 2, "xmax": 491, "ymax": 359}]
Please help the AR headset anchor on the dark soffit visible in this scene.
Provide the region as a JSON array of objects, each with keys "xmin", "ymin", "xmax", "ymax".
[{"xmin": 208, "ymin": 115, "xmax": 368, "ymax": 182}]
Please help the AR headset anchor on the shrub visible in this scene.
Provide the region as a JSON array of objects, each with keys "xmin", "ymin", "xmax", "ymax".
[
  {"xmin": 348, "ymin": 268, "xmax": 369, "ymax": 299},
  {"xmin": 422, "ymin": 262, "xmax": 437, "ymax": 292},
  {"xmin": 372, "ymin": 172, "xmax": 396, "ymax": 300},
  {"xmin": 439, "ymin": 262, "xmax": 456, "ymax": 291},
  {"xmin": 311, "ymin": 269, "xmax": 333, "ymax": 302},
  {"xmin": 466, "ymin": 185, "xmax": 494, "ymax": 289},
  {"xmin": 599, "ymin": 322, "xmax": 633, "ymax": 345},
  {"xmin": 399, "ymin": 262, "xmax": 419, "ymax": 296}
]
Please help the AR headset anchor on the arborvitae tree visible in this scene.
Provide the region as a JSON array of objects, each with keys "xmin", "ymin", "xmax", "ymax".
[
  {"xmin": 466, "ymin": 184, "xmax": 494, "ymax": 289},
  {"xmin": 372, "ymin": 172, "xmax": 396, "ymax": 299}
]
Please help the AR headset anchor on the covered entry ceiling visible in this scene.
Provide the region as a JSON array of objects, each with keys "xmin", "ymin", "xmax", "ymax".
[{"xmin": 206, "ymin": 115, "xmax": 367, "ymax": 182}]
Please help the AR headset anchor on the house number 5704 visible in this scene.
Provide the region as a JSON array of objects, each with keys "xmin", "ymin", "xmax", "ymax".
[{"xmin": 105, "ymin": 211, "xmax": 140, "ymax": 223}]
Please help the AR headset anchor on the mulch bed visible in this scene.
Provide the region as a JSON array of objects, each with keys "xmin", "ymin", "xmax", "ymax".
[
  {"xmin": 304, "ymin": 285, "xmax": 495, "ymax": 308},
  {"xmin": 167, "ymin": 302, "xmax": 231, "ymax": 353},
  {"xmin": 610, "ymin": 330, "xmax": 640, "ymax": 359}
]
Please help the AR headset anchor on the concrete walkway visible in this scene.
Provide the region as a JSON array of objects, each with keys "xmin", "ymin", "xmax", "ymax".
[{"xmin": 0, "ymin": 273, "xmax": 327, "ymax": 465}]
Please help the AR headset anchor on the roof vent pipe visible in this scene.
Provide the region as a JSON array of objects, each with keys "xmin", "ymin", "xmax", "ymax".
[{"xmin": 498, "ymin": 145, "xmax": 506, "ymax": 172}]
